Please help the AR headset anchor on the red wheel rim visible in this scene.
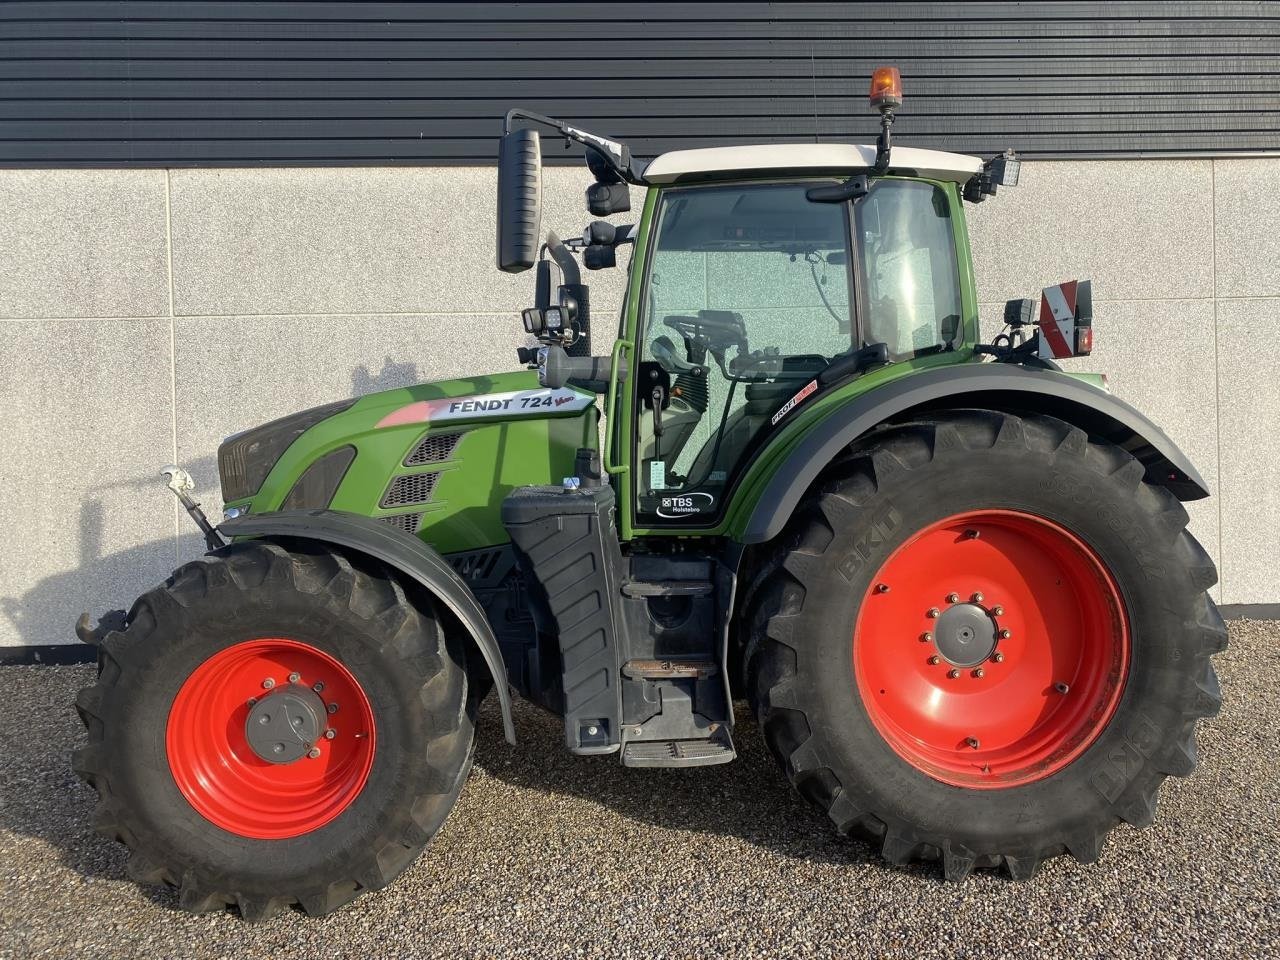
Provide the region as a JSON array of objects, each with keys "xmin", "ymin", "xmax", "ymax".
[
  {"xmin": 853, "ymin": 510, "xmax": 1129, "ymax": 789},
  {"xmin": 166, "ymin": 638, "xmax": 376, "ymax": 839}
]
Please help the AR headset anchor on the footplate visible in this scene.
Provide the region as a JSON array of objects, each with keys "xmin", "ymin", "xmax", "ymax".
[{"xmin": 622, "ymin": 726, "xmax": 736, "ymax": 768}]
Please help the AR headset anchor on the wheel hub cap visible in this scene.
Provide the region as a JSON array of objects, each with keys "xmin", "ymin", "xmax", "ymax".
[
  {"xmin": 245, "ymin": 684, "xmax": 328, "ymax": 764},
  {"xmin": 932, "ymin": 602, "xmax": 997, "ymax": 667}
]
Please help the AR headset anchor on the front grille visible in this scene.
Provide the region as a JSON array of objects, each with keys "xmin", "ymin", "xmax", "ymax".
[
  {"xmin": 380, "ymin": 472, "xmax": 440, "ymax": 508},
  {"xmin": 404, "ymin": 431, "xmax": 462, "ymax": 467},
  {"xmin": 379, "ymin": 512, "xmax": 422, "ymax": 534}
]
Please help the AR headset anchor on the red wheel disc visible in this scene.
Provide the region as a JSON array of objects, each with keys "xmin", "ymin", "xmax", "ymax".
[
  {"xmin": 853, "ymin": 510, "xmax": 1129, "ymax": 789},
  {"xmin": 166, "ymin": 638, "xmax": 376, "ymax": 839}
]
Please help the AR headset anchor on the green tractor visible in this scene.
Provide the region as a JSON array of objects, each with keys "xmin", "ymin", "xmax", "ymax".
[{"xmin": 74, "ymin": 70, "xmax": 1224, "ymax": 920}]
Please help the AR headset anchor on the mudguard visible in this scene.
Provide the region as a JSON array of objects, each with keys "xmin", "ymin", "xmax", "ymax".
[
  {"xmin": 742, "ymin": 362, "xmax": 1210, "ymax": 544},
  {"xmin": 219, "ymin": 509, "xmax": 516, "ymax": 743}
]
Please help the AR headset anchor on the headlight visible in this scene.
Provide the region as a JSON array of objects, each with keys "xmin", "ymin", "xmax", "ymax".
[{"xmin": 217, "ymin": 399, "xmax": 356, "ymax": 502}]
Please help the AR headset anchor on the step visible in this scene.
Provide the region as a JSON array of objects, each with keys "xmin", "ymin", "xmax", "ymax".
[
  {"xmin": 621, "ymin": 730, "xmax": 736, "ymax": 768},
  {"xmin": 622, "ymin": 659, "xmax": 718, "ymax": 680},
  {"xmin": 621, "ymin": 579, "xmax": 713, "ymax": 598}
]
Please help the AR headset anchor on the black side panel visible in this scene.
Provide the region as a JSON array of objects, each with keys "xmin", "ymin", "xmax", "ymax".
[
  {"xmin": 219, "ymin": 509, "xmax": 516, "ymax": 743},
  {"xmin": 3, "ymin": 4, "xmax": 1274, "ymax": 166},
  {"xmin": 501, "ymin": 484, "xmax": 625, "ymax": 754},
  {"xmin": 442, "ymin": 544, "xmax": 551, "ymax": 711},
  {"xmin": 742, "ymin": 363, "xmax": 1211, "ymax": 544}
]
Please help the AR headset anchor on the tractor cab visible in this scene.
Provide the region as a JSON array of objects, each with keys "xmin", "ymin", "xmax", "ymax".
[{"xmin": 629, "ymin": 144, "xmax": 979, "ymax": 527}]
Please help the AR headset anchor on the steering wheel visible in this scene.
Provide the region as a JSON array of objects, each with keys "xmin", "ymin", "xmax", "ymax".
[{"xmin": 663, "ymin": 310, "xmax": 748, "ymax": 358}]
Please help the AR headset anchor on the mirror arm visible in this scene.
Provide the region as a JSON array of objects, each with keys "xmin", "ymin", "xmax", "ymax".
[
  {"xmin": 505, "ymin": 108, "xmax": 647, "ymax": 185},
  {"xmin": 545, "ymin": 231, "xmax": 581, "ymax": 286}
]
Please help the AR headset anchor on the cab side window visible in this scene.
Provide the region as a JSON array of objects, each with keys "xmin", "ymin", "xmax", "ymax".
[{"xmin": 856, "ymin": 181, "xmax": 962, "ymax": 359}]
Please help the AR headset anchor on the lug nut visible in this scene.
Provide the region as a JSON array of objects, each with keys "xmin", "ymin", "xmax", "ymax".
[
  {"xmin": 875, "ymin": 583, "xmax": 890, "ymax": 594},
  {"xmin": 999, "ymin": 628, "xmax": 1012, "ymax": 640},
  {"xmin": 312, "ymin": 681, "xmax": 325, "ymax": 693},
  {"xmin": 946, "ymin": 593, "xmax": 960, "ymax": 604},
  {"xmin": 324, "ymin": 729, "xmax": 336, "ymax": 740},
  {"xmin": 307, "ymin": 747, "xmax": 321, "ymax": 759},
  {"xmin": 288, "ymin": 672, "xmax": 301, "ymax": 684},
  {"xmin": 972, "ymin": 667, "xmax": 985, "ymax": 679},
  {"xmin": 992, "ymin": 605, "xmax": 1005, "ymax": 617},
  {"xmin": 947, "ymin": 668, "xmax": 960, "ymax": 680},
  {"xmin": 965, "ymin": 737, "xmax": 981, "ymax": 749},
  {"xmin": 327, "ymin": 703, "xmax": 339, "ymax": 714},
  {"xmin": 927, "ymin": 607, "xmax": 940, "ymax": 619},
  {"xmin": 971, "ymin": 592, "xmax": 984, "ymax": 604},
  {"xmin": 992, "ymin": 652, "xmax": 1005, "ymax": 663},
  {"xmin": 921, "ymin": 631, "xmax": 933, "ymax": 643},
  {"xmin": 246, "ymin": 697, "xmax": 257, "ymax": 707},
  {"xmin": 1054, "ymin": 682, "xmax": 1070, "ymax": 694},
  {"xmin": 928, "ymin": 655, "xmax": 941, "ymax": 665},
  {"xmin": 262, "ymin": 678, "xmax": 276, "ymax": 690}
]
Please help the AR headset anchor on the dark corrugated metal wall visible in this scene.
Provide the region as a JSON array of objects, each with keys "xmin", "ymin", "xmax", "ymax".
[{"xmin": 2, "ymin": 1, "xmax": 1277, "ymax": 166}]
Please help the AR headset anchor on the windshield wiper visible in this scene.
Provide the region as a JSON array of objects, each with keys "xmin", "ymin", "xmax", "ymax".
[{"xmin": 818, "ymin": 342, "xmax": 889, "ymax": 386}]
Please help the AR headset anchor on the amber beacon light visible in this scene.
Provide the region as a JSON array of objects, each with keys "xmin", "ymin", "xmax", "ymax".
[{"xmin": 869, "ymin": 66, "xmax": 902, "ymax": 111}]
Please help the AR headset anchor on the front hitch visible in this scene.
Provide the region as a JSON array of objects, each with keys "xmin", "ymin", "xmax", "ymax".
[{"xmin": 162, "ymin": 466, "xmax": 226, "ymax": 552}]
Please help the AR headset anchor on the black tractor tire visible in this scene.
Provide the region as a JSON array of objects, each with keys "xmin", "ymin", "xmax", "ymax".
[
  {"xmin": 747, "ymin": 409, "xmax": 1225, "ymax": 880},
  {"xmin": 73, "ymin": 539, "xmax": 475, "ymax": 920}
]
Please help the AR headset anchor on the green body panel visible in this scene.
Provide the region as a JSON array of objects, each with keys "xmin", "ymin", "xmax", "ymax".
[{"xmin": 231, "ymin": 371, "xmax": 598, "ymax": 555}]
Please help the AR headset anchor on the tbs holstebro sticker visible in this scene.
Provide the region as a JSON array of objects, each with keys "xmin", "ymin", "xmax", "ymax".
[{"xmin": 656, "ymin": 492, "xmax": 715, "ymax": 518}]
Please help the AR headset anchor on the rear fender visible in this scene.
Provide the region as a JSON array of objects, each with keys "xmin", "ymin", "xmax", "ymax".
[
  {"xmin": 219, "ymin": 509, "xmax": 516, "ymax": 743},
  {"xmin": 741, "ymin": 363, "xmax": 1209, "ymax": 544}
]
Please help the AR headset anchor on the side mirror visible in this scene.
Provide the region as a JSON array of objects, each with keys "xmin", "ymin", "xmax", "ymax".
[{"xmin": 497, "ymin": 129, "xmax": 542, "ymax": 273}]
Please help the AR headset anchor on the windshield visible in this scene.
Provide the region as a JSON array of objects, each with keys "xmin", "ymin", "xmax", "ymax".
[{"xmin": 633, "ymin": 178, "xmax": 962, "ymax": 526}]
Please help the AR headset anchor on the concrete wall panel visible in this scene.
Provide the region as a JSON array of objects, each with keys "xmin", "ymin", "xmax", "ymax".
[
  {"xmin": 0, "ymin": 318, "xmax": 175, "ymax": 649},
  {"xmin": 1213, "ymin": 159, "xmax": 1280, "ymax": 299},
  {"xmin": 168, "ymin": 168, "xmax": 630, "ymax": 319},
  {"xmin": 1216, "ymin": 297, "xmax": 1280, "ymax": 605},
  {"xmin": 0, "ymin": 170, "xmax": 169, "ymax": 320},
  {"xmin": 966, "ymin": 160, "xmax": 1214, "ymax": 305}
]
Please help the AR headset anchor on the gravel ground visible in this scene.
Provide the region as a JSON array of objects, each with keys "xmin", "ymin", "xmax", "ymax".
[{"xmin": 0, "ymin": 620, "xmax": 1276, "ymax": 960}]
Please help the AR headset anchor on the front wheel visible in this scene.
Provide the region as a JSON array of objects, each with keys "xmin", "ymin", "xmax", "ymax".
[
  {"xmin": 749, "ymin": 410, "xmax": 1225, "ymax": 880},
  {"xmin": 74, "ymin": 540, "xmax": 475, "ymax": 920}
]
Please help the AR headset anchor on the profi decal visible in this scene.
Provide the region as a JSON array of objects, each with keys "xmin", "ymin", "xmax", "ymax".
[
  {"xmin": 656, "ymin": 491, "xmax": 715, "ymax": 519},
  {"xmin": 376, "ymin": 388, "xmax": 593, "ymax": 428},
  {"xmin": 770, "ymin": 379, "xmax": 819, "ymax": 426}
]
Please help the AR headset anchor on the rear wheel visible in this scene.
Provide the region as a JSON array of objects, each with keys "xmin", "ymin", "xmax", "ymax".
[
  {"xmin": 749, "ymin": 410, "xmax": 1226, "ymax": 879},
  {"xmin": 74, "ymin": 540, "xmax": 475, "ymax": 920}
]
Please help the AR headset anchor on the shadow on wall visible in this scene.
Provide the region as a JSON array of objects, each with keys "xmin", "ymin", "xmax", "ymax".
[
  {"xmin": 0, "ymin": 459, "xmax": 216, "ymax": 651},
  {"xmin": 3, "ymin": 356, "xmax": 435, "ymax": 653}
]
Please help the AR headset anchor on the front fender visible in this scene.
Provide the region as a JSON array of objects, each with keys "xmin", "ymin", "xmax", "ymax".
[
  {"xmin": 741, "ymin": 362, "xmax": 1209, "ymax": 544},
  {"xmin": 220, "ymin": 509, "xmax": 516, "ymax": 743}
]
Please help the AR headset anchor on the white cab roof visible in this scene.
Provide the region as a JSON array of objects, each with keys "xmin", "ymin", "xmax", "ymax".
[{"xmin": 644, "ymin": 142, "xmax": 982, "ymax": 185}]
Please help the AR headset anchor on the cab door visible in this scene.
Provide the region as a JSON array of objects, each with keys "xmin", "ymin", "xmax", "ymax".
[{"xmin": 625, "ymin": 180, "xmax": 859, "ymax": 530}]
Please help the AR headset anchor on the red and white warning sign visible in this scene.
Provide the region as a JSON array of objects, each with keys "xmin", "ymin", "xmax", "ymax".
[{"xmin": 1037, "ymin": 280, "xmax": 1092, "ymax": 360}]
